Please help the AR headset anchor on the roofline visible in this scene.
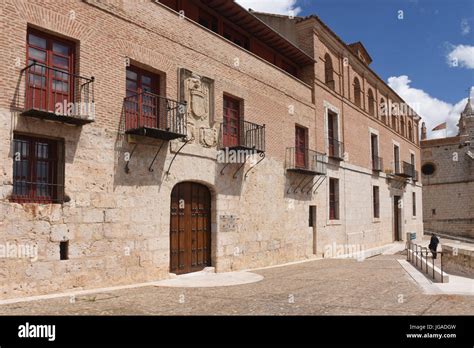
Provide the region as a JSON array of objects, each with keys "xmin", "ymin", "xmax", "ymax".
[
  {"xmin": 297, "ymin": 14, "xmax": 422, "ymax": 121},
  {"xmin": 421, "ymin": 136, "xmax": 463, "ymax": 147},
  {"xmin": 227, "ymin": 4, "xmax": 315, "ymax": 65},
  {"xmin": 348, "ymin": 41, "xmax": 373, "ymax": 62}
]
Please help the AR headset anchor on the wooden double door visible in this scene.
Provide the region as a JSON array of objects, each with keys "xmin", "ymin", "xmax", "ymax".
[{"xmin": 170, "ymin": 182, "xmax": 211, "ymax": 275}]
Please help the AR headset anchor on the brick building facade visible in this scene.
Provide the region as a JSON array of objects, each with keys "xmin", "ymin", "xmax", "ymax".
[
  {"xmin": 421, "ymin": 99, "xmax": 474, "ymax": 240},
  {"xmin": 0, "ymin": 0, "xmax": 422, "ymax": 299}
]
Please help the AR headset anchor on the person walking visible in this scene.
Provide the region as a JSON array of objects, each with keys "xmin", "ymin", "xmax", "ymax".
[{"xmin": 428, "ymin": 234, "xmax": 440, "ymax": 259}]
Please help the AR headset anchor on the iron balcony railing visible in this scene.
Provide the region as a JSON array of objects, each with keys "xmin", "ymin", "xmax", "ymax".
[
  {"xmin": 413, "ymin": 170, "xmax": 419, "ymax": 182},
  {"xmin": 286, "ymin": 148, "xmax": 327, "ymax": 175},
  {"xmin": 372, "ymin": 156, "xmax": 383, "ymax": 172},
  {"xmin": 394, "ymin": 161, "xmax": 415, "ymax": 178},
  {"xmin": 124, "ymin": 92, "xmax": 187, "ymax": 140},
  {"xmin": 22, "ymin": 60, "xmax": 95, "ymax": 124},
  {"xmin": 220, "ymin": 119, "xmax": 265, "ymax": 153},
  {"xmin": 328, "ymin": 137, "xmax": 344, "ymax": 160}
]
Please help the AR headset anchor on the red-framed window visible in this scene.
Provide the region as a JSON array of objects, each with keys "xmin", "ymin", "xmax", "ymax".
[
  {"xmin": 12, "ymin": 134, "xmax": 64, "ymax": 204},
  {"xmin": 329, "ymin": 178, "xmax": 339, "ymax": 220},
  {"xmin": 26, "ymin": 28, "xmax": 75, "ymax": 112},
  {"xmin": 125, "ymin": 65, "xmax": 161, "ymax": 129},
  {"xmin": 223, "ymin": 95, "xmax": 241, "ymax": 148},
  {"xmin": 295, "ymin": 125, "xmax": 308, "ymax": 168}
]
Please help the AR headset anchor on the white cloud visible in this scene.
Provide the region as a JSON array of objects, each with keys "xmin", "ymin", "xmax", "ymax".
[
  {"xmin": 461, "ymin": 18, "xmax": 470, "ymax": 35},
  {"xmin": 235, "ymin": 0, "xmax": 301, "ymax": 16},
  {"xmin": 388, "ymin": 75, "xmax": 473, "ymax": 139},
  {"xmin": 446, "ymin": 44, "xmax": 474, "ymax": 69}
]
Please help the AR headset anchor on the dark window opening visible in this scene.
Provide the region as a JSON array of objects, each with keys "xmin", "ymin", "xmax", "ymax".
[
  {"xmin": 412, "ymin": 192, "xmax": 416, "ymax": 217},
  {"xmin": 12, "ymin": 134, "xmax": 64, "ymax": 203},
  {"xmin": 329, "ymin": 178, "xmax": 339, "ymax": 220},
  {"xmin": 324, "ymin": 53, "xmax": 335, "ymax": 90},
  {"xmin": 393, "ymin": 145, "xmax": 400, "ymax": 173},
  {"xmin": 280, "ymin": 60, "xmax": 298, "ymax": 77},
  {"xmin": 60, "ymin": 241, "xmax": 69, "ymax": 260},
  {"xmin": 223, "ymin": 25, "xmax": 249, "ymax": 50},
  {"xmin": 198, "ymin": 8, "xmax": 218, "ymax": 33},
  {"xmin": 309, "ymin": 205, "xmax": 316, "ymax": 227},
  {"xmin": 432, "ymin": 209, "xmax": 436, "ymax": 216},
  {"xmin": 421, "ymin": 163, "xmax": 436, "ymax": 175},
  {"xmin": 353, "ymin": 77, "xmax": 361, "ymax": 107},
  {"xmin": 373, "ymin": 186, "xmax": 380, "ymax": 218},
  {"xmin": 368, "ymin": 89, "xmax": 375, "ymax": 116},
  {"xmin": 392, "ymin": 116, "xmax": 397, "ymax": 131},
  {"xmin": 371, "ymin": 133, "xmax": 379, "ymax": 168}
]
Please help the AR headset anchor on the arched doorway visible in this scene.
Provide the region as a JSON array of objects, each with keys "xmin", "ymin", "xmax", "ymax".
[{"xmin": 170, "ymin": 182, "xmax": 211, "ymax": 275}]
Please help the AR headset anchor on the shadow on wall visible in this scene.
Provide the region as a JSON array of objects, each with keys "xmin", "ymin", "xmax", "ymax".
[
  {"xmin": 214, "ymin": 159, "xmax": 246, "ymax": 197},
  {"xmin": 284, "ymin": 172, "xmax": 321, "ymax": 202},
  {"xmin": 112, "ymin": 105, "xmax": 168, "ymax": 188}
]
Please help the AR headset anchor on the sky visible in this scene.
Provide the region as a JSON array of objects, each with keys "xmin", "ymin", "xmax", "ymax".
[{"xmin": 236, "ymin": 0, "xmax": 474, "ymax": 139}]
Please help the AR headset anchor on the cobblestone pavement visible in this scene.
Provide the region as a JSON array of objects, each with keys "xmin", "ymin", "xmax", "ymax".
[{"xmin": 1, "ymin": 254, "xmax": 473, "ymax": 315}]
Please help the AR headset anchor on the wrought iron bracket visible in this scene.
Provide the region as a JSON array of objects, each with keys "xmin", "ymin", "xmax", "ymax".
[
  {"xmin": 293, "ymin": 175, "xmax": 312, "ymax": 194},
  {"xmin": 220, "ymin": 162, "xmax": 231, "ymax": 176},
  {"xmin": 244, "ymin": 152, "xmax": 265, "ymax": 179},
  {"xmin": 166, "ymin": 138, "xmax": 190, "ymax": 176},
  {"xmin": 148, "ymin": 141, "xmax": 166, "ymax": 172},
  {"xmin": 233, "ymin": 156, "xmax": 249, "ymax": 179},
  {"xmin": 124, "ymin": 143, "xmax": 138, "ymax": 174}
]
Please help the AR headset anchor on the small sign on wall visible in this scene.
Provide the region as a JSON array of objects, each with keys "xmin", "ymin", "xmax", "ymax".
[{"xmin": 220, "ymin": 215, "xmax": 237, "ymax": 232}]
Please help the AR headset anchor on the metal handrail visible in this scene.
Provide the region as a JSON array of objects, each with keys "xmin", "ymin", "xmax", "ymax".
[
  {"xmin": 372, "ymin": 156, "xmax": 383, "ymax": 171},
  {"xmin": 406, "ymin": 241, "xmax": 444, "ymax": 282},
  {"xmin": 22, "ymin": 60, "xmax": 94, "ymax": 82},
  {"xmin": 328, "ymin": 137, "xmax": 344, "ymax": 159},
  {"xmin": 394, "ymin": 161, "xmax": 415, "ymax": 177}
]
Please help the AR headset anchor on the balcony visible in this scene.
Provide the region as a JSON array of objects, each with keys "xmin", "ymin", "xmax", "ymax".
[
  {"xmin": 286, "ymin": 148, "xmax": 327, "ymax": 175},
  {"xmin": 413, "ymin": 170, "xmax": 419, "ymax": 182},
  {"xmin": 328, "ymin": 137, "xmax": 344, "ymax": 160},
  {"xmin": 124, "ymin": 92, "xmax": 187, "ymax": 140},
  {"xmin": 21, "ymin": 61, "xmax": 95, "ymax": 125},
  {"xmin": 220, "ymin": 119, "xmax": 265, "ymax": 153},
  {"xmin": 394, "ymin": 161, "xmax": 415, "ymax": 178},
  {"xmin": 372, "ymin": 156, "xmax": 383, "ymax": 172}
]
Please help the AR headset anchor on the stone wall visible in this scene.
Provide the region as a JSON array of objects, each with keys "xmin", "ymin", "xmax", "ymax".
[
  {"xmin": 421, "ymin": 139, "xmax": 474, "ymax": 239},
  {"xmin": 442, "ymin": 243, "xmax": 474, "ymax": 279}
]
